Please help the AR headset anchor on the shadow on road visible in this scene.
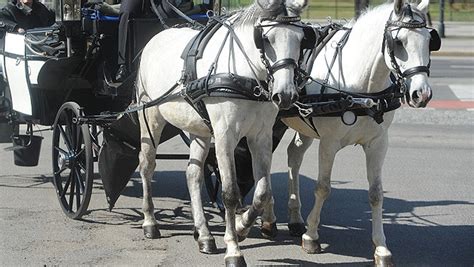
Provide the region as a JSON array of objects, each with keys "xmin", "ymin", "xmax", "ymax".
[
  {"xmin": 7, "ymin": 170, "xmax": 471, "ymax": 266},
  {"xmin": 121, "ymin": 170, "xmax": 473, "ymax": 266}
]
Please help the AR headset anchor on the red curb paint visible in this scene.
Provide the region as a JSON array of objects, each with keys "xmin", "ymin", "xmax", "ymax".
[{"xmin": 427, "ymin": 100, "xmax": 474, "ymax": 109}]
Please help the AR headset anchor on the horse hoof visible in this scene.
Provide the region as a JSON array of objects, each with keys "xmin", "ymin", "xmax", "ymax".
[
  {"xmin": 288, "ymin": 223, "xmax": 306, "ymax": 237},
  {"xmin": 302, "ymin": 238, "xmax": 322, "ymax": 254},
  {"xmin": 143, "ymin": 225, "xmax": 161, "ymax": 239},
  {"xmin": 374, "ymin": 250, "xmax": 394, "ymax": 267},
  {"xmin": 260, "ymin": 221, "xmax": 278, "ymax": 239},
  {"xmin": 374, "ymin": 255, "xmax": 394, "ymax": 267},
  {"xmin": 198, "ymin": 238, "xmax": 218, "ymax": 254},
  {"xmin": 225, "ymin": 256, "xmax": 247, "ymax": 267}
]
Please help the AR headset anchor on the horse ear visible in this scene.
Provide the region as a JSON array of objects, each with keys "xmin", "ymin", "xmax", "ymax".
[
  {"xmin": 417, "ymin": 0, "xmax": 430, "ymax": 14},
  {"xmin": 394, "ymin": 0, "xmax": 403, "ymax": 15},
  {"xmin": 285, "ymin": 0, "xmax": 308, "ymax": 16},
  {"xmin": 256, "ymin": 0, "xmax": 284, "ymax": 14}
]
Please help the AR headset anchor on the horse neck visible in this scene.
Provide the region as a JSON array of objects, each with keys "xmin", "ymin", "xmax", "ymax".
[
  {"xmin": 337, "ymin": 5, "xmax": 393, "ymax": 93},
  {"xmin": 210, "ymin": 12, "xmax": 265, "ymax": 79}
]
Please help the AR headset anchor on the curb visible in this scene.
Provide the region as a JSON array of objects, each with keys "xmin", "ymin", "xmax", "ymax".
[{"xmin": 432, "ymin": 51, "xmax": 474, "ymax": 57}]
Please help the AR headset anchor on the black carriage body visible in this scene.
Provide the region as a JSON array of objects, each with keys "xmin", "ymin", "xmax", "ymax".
[{"xmin": 1, "ymin": 27, "xmax": 69, "ymax": 125}]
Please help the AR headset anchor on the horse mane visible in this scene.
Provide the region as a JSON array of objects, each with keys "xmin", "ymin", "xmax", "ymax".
[
  {"xmin": 348, "ymin": 1, "xmax": 426, "ymax": 28},
  {"xmin": 231, "ymin": 3, "xmax": 285, "ymax": 29},
  {"xmin": 345, "ymin": 3, "xmax": 392, "ymax": 28}
]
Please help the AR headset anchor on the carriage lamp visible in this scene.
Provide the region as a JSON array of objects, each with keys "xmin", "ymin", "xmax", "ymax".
[
  {"xmin": 55, "ymin": 0, "xmax": 82, "ymax": 22},
  {"xmin": 54, "ymin": 0, "xmax": 82, "ymax": 57}
]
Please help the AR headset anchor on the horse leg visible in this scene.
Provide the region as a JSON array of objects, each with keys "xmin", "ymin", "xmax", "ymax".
[
  {"xmin": 302, "ymin": 140, "xmax": 339, "ymax": 254},
  {"xmin": 260, "ymin": 132, "xmax": 313, "ymax": 238},
  {"xmin": 214, "ymin": 134, "xmax": 245, "ymax": 266},
  {"xmin": 363, "ymin": 135, "xmax": 393, "ymax": 267},
  {"xmin": 236, "ymin": 131, "xmax": 273, "ymax": 241},
  {"xmin": 186, "ymin": 134, "xmax": 217, "ymax": 254},
  {"xmin": 138, "ymin": 108, "xmax": 165, "ymax": 239},
  {"xmin": 287, "ymin": 132, "xmax": 313, "ymax": 236}
]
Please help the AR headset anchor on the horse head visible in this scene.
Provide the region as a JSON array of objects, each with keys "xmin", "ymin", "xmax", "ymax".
[
  {"xmin": 254, "ymin": 0, "xmax": 308, "ymax": 109},
  {"xmin": 383, "ymin": 0, "xmax": 439, "ymax": 108}
]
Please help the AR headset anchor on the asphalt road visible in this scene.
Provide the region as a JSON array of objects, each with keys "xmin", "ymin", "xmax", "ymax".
[{"xmin": 0, "ymin": 57, "xmax": 473, "ymax": 266}]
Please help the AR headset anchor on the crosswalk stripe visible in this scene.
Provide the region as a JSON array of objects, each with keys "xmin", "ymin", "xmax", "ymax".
[{"xmin": 449, "ymin": 84, "xmax": 474, "ymax": 100}]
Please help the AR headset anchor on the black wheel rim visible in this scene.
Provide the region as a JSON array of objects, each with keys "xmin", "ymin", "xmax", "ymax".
[{"xmin": 52, "ymin": 103, "xmax": 93, "ymax": 219}]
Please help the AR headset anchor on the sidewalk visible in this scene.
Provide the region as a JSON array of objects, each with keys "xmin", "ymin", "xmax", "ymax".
[{"xmin": 431, "ymin": 21, "xmax": 474, "ymax": 57}]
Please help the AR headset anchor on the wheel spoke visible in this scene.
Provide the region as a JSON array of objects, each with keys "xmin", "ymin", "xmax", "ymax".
[
  {"xmin": 74, "ymin": 166, "xmax": 85, "ymax": 193},
  {"xmin": 54, "ymin": 145, "xmax": 68, "ymax": 156},
  {"xmin": 68, "ymin": 171, "xmax": 76, "ymax": 211},
  {"xmin": 54, "ymin": 167, "xmax": 67, "ymax": 176},
  {"xmin": 75, "ymin": 147, "xmax": 84, "ymax": 159},
  {"xmin": 77, "ymin": 160, "xmax": 86, "ymax": 173},
  {"xmin": 58, "ymin": 124, "xmax": 73, "ymax": 152},
  {"xmin": 66, "ymin": 114, "xmax": 76, "ymax": 151},
  {"xmin": 75, "ymin": 172, "xmax": 81, "ymax": 210},
  {"xmin": 60, "ymin": 171, "xmax": 73, "ymax": 199}
]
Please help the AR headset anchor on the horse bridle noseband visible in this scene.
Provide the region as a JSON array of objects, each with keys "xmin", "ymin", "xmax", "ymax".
[{"xmin": 382, "ymin": 4, "xmax": 441, "ymax": 87}]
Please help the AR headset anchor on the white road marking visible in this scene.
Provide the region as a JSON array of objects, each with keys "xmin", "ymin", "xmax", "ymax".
[
  {"xmin": 449, "ymin": 65, "xmax": 474, "ymax": 69},
  {"xmin": 449, "ymin": 84, "xmax": 474, "ymax": 100}
]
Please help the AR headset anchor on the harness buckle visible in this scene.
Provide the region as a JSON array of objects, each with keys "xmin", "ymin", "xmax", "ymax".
[{"xmin": 253, "ymin": 86, "xmax": 263, "ymax": 97}]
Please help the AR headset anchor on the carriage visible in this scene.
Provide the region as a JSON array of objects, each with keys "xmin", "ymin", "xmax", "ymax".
[{"xmin": 0, "ymin": 0, "xmax": 239, "ymax": 219}]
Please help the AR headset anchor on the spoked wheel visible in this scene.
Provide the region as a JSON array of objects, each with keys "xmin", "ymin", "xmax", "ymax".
[{"xmin": 52, "ymin": 102, "xmax": 93, "ymax": 219}]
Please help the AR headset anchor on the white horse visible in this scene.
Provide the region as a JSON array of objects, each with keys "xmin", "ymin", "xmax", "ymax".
[
  {"xmin": 136, "ymin": 0, "xmax": 309, "ymax": 265},
  {"xmin": 262, "ymin": 0, "xmax": 437, "ymax": 265}
]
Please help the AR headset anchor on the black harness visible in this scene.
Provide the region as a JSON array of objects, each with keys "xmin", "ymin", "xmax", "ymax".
[
  {"xmin": 178, "ymin": 14, "xmax": 316, "ymax": 134},
  {"xmin": 283, "ymin": 5, "xmax": 441, "ymax": 126}
]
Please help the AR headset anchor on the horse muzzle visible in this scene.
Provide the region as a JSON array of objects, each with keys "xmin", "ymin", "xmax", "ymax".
[
  {"xmin": 408, "ymin": 86, "xmax": 432, "ymax": 108},
  {"xmin": 272, "ymin": 90, "xmax": 299, "ymax": 110}
]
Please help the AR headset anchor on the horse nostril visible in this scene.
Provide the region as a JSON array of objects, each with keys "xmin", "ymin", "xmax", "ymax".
[
  {"xmin": 272, "ymin": 94, "xmax": 282, "ymax": 105},
  {"xmin": 412, "ymin": 91, "xmax": 421, "ymax": 102}
]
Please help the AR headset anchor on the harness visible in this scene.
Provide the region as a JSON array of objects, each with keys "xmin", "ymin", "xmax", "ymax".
[
  {"xmin": 177, "ymin": 14, "xmax": 315, "ymax": 134},
  {"xmin": 284, "ymin": 4, "xmax": 441, "ymax": 128}
]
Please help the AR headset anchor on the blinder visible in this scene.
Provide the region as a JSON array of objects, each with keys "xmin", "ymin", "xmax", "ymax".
[
  {"xmin": 254, "ymin": 24, "xmax": 317, "ymax": 51},
  {"xmin": 384, "ymin": 30, "xmax": 397, "ymax": 52},
  {"xmin": 429, "ymin": 28, "xmax": 441, "ymax": 51},
  {"xmin": 254, "ymin": 26, "xmax": 265, "ymax": 50},
  {"xmin": 301, "ymin": 26, "xmax": 317, "ymax": 49}
]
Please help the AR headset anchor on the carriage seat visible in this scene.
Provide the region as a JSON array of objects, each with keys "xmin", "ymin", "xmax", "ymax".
[
  {"xmin": 83, "ymin": 1, "xmax": 121, "ymax": 17},
  {"xmin": 24, "ymin": 26, "xmax": 65, "ymax": 57}
]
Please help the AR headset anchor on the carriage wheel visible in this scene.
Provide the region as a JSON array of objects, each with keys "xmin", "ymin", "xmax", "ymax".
[{"xmin": 52, "ymin": 102, "xmax": 93, "ymax": 219}]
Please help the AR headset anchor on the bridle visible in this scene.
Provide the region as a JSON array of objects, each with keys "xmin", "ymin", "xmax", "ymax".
[
  {"xmin": 254, "ymin": 16, "xmax": 316, "ymax": 92},
  {"xmin": 382, "ymin": 4, "xmax": 440, "ymax": 102}
]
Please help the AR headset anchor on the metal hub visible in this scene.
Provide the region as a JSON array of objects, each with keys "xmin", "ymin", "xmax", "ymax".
[{"xmin": 58, "ymin": 152, "xmax": 74, "ymax": 170}]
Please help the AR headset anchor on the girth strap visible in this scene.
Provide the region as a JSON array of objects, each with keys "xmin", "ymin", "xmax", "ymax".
[
  {"xmin": 183, "ymin": 73, "xmax": 268, "ymax": 102},
  {"xmin": 181, "ymin": 73, "xmax": 268, "ymax": 135}
]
